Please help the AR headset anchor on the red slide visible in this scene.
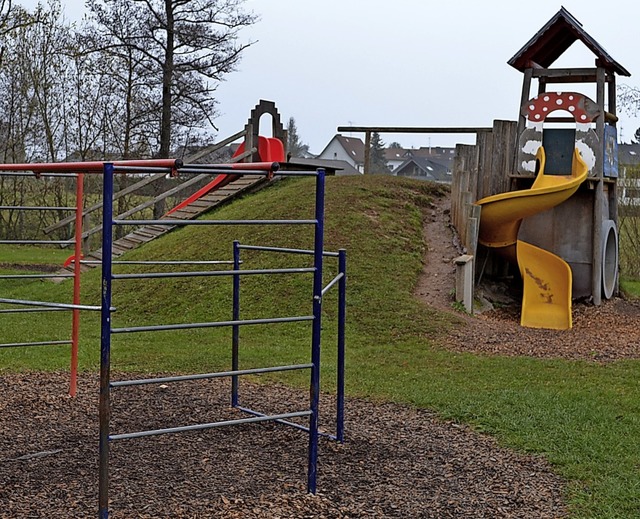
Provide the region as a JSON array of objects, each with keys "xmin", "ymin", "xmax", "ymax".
[{"xmin": 166, "ymin": 136, "xmax": 284, "ymax": 216}]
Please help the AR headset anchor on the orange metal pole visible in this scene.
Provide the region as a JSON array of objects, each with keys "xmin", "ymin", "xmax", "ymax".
[
  {"xmin": 69, "ymin": 173, "xmax": 84, "ymax": 397},
  {"xmin": 0, "ymin": 158, "xmax": 182, "ymax": 174}
]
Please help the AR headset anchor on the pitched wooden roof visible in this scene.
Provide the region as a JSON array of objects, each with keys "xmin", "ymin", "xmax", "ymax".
[{"xmin": 508, "ymin": 7, "xmax": 630, "ymax": 76}]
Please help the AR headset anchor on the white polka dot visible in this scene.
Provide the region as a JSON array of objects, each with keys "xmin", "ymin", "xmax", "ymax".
[
  {"xmin": 543, "ymin": 107, "xmax": 548, "ymax": 112},
  {"xmin": 569, "ymin": 95, "xmax": 574, "ymax": 100},
  {"xmin": 529, "ymin": 105, "xmax": 535, "ymax": 110},
  {"xmin": 581, "ymin": 114, "xmax": 587, "ymax": 120},
  {"xmin": 535, "ymin": 114, "xmax": 541, "ymax": 120},
  {"xmin": 543, "ymin": 96, "xmax": 550, "ymax": 102},
  {"xmin": 556, "ymin": 99, "xmax": 563, "ymax": 105},
  {"xmin": 568, "ymin": 106, "xmax": 575, "ymax": 112}
]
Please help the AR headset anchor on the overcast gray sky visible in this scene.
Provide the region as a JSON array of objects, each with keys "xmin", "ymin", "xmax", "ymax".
[{"xmin": 18, "ymin": 0, "xmax": 640, "ymax": 153}]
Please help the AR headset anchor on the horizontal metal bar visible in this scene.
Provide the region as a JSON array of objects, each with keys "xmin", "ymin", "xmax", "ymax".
[
  {"xmin": 0, "ymin": 307, "xmax": 68, "ymax": 313},
  {"xmin": 237, "ymin": 244, "xmax": 340, "ymax": 257},
  {"xmin": 0, "ymin": 240, "xmax": 73, "ymax": 245},
  {"xmin": 111, "ymin": 363, "xmax": 314, "ymax": 387},
  {"xmin": 0, "ymin": 297, "xmax": 106, "ymax": 311},
  {"xmin": 112, "ymin": 267, "xmax": 315, "ymax": 280},
  {"xmin": 0, "ymin": 172, "xmax": 78, "ymax": 178},
  {"xmin": 0, "ymin": 206, "xmax": 75, "ymax": 211},
  {"xmin": 114, "ymin": 219, "xmax": 316, "ymax": 226},
  {"xmin": 112, "ymin": 165, "xmax": 176, "ymax": 174},
  {"xmin": 0, "ymin": 158, "xmax": 180, "ymax": 174},
  {"xmin": 112, "ymin": 315, "xmax": 314, "ymax": 334},
  {"xmin": 236, "ymin": 406, "xmax": 337, "ymax": 440},
  {"xmin": 0, "ymin": 273, "xmax": 75, "ymax": 279},
  {"xmin": 321, "ymin": 272, "xmax": 345, "ymax": 296},
  {"xmin": 79, "ymin": 260, "xmax": 235, "ymax": 266},
  {"xmin": 109, "ymin": 410, "xmax": 313, "ymax": 441},
  {"xmin": 0, "ymin": 340, "xmax": 71, "ymax": 349}
]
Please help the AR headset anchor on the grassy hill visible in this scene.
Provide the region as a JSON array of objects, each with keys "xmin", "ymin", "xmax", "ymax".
[{"xmin": 1, "ymin": 174, "xmax": 640, "ymax": 518}]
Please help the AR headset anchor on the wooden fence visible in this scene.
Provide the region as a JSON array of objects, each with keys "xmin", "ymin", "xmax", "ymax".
[{"xmin": 450, "ymin": 119, "xmax": 518, "ymax": 255}]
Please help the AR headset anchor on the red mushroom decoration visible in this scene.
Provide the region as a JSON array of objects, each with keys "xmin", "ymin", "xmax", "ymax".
[{"xmin": 526, "ymin": 92, "xmax": 594, "ymax": 123}]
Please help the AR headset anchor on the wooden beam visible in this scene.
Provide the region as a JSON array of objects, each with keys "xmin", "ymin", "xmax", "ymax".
[
  {"xmin": 364, "ymin": 131, "xmax": 371, "ymax": 175},
  {"xmin": 336, "ymin": 126, "xmax": 492, "ymax": 134},
  {"xmin": 532, "ymin": 67, "xmax": 616, "ymax": 84}
]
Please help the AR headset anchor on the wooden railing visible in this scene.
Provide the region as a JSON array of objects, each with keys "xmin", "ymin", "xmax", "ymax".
[{"xmin": 43, "ymin": 128, "xmax": 255, "ymax": 251}]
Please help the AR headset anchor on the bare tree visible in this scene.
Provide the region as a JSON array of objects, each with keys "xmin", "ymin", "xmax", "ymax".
[
  {"xmin": 286, "ymin": 117, "xmax": 310, "ymax": 158},
  {"xmin": 87, "ymin": 0, "xmax": 258, "ymax": 158}
]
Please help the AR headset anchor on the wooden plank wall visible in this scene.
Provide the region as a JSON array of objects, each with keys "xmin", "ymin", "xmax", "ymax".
[{"xmin": 451, "ymin": 120, "xmax": 517, "ymax": 253}]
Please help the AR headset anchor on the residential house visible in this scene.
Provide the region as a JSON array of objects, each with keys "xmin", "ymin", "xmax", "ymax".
[
  {"xmin": 618, "ymin": 142, "xmax": 640, "ymax": 207},
  {"xmin": 385, "ymin": 147, "xmax": 407, "ymax": 172},
  {"xmin": 317, "ymin": 134, "xmax": 365, "ymax": 173},
  {"xmin": 393, "ymin": 156, "xmax": 451, "ymax": 183},
  {"xmin": 406, "ymin": 146, "xmax": 456, "ymax": 172}
]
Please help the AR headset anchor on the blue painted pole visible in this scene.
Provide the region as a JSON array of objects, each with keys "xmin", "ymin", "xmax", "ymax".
[
  {"xmin": 98, "ymin": 163, "xmax": 114, "ymax": 519},
  {"xmin": 307, "ymin": 169, "xmax": 325, "ymax": 494},
  {"xmin": 336, "ymin": 249, "xmax": 347, "ymax": 443},
  {"xmin": 232, "ymin": 240, "xmax": 241, "ymax": 407}
]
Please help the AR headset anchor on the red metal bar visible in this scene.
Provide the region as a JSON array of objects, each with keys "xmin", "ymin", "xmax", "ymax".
[
  {"xmin": 0, "ymin": 158, "xmax": 182, "ymax": 174},
  {"xmin": 69, "ymin": 173, "xmax": 84, "ymax": 397}
]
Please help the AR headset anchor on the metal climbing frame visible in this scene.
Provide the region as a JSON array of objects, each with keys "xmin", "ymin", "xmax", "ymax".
[
  {"xmin": 0, "ymin": 159, "xmax": 185, "ymax": 396},
  {"xmin": 232, "ymin": 241, "xmax": 346, "ymax": 443},
  {"xmin": 0, "ymin": 168, "xmax": 87, "ymax": 396},
  {"xmin": 98, "ymin": 161, "xmax": 345, "ymax": 518}
]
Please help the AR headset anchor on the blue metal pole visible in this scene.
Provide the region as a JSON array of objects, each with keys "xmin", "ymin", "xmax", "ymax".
[
  {"xmin": 336, "ymin": 249, "xmax": 347, "ymax": 443},
  {"xmin": 232, "ymin": 240, "xmax": 241, "ymax": 407},
  {"xmin": 98, "ymin": 163, "xmax": 114, "ymax": 519},
  {"xmin": 307, "ymin": 168, "xmax": 325, "ymax": 494}
]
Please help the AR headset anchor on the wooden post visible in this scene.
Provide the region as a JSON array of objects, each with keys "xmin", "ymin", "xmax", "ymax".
[
  {"xmin": 490, "ymin": 120, "xmax": 517, "ymax": 197},
  {"xmin": 592, "ymin": 67, "xmax": 606, "ymax": 306},
  {"xmin": 244, "ymin": 123, "xmax": 254, "ymax": 164},
  {"xmin": 514, "ymin": 68, "xmax": 533, "ymax": 175},
  {"xmin": 454, "ymin": 254, "xmax": 474, "ymax": 313},
  {"xmin": 364, "ymin": 131, "xmax": 371, "ymax": 175},
  {"xmin": 82, "ymin": 213, "xmax": 91, "ymax": 255}
]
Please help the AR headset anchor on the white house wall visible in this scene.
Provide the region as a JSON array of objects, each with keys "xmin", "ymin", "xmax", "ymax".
[{"xmin": 317, "ymin": 139, "xmax": 362, "ymax": 172}]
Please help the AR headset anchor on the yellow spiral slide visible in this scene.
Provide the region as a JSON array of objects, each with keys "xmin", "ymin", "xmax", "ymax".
[{"xmin": 475, "ymin": 147, "xmax": 588, "ymax": 329}]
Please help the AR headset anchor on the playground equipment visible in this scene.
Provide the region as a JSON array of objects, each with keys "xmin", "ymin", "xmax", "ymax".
[
  {"xmin": 98, "ymin": 160, "xmax": 344, "ymax": 517},
  {"xmin": 0, "ymin": 154, "xmax": 346, "ymax": 517},
  {"xmin": 0, "ymin": 160, "xmax": 179, "ymax": 395},
  {"xmin": 450, "ymin": 7, "xmax": 627, "ymax": 329},
  {"xmin": 476, "ymin": 146, "xmax": 588, "ymax": 329}
]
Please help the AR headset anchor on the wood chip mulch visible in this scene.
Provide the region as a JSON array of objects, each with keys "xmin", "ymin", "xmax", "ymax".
[
  {"xmin": 442, "ymin": 296, "xmax": 640, "ymax": 362},
  {"xmin": 0, "ymin": 372, "xmax": 566, "ymax": 518}
]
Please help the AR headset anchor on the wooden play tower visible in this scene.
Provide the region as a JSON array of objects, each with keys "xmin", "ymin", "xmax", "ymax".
[{"xmin": 451, "ymin": 7, "xmax": 629, "ymax": 318}]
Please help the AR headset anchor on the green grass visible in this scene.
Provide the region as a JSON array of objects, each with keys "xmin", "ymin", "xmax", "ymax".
[
  {"xmin": 620, "ymin": 277, "xmax": 640, "ymax": 299},
  {"xmin": 0, "ymin": 244, "xmax": 71, "ymax": 265},
  {"xmin": 1, "ymin": 175, "xmax": 640, "ymax": 517}
]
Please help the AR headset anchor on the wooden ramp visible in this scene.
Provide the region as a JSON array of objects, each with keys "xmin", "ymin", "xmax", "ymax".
[{"xmin": 61, "ymin": 174, "xmax": 268, "ymax": 274}]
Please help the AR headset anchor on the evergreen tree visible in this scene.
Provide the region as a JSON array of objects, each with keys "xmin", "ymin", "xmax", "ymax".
[
  {"xmin": 370, "ymin": 131, "xmax": 389, "ymax": 174},
  {"xmin": 286, "ymin": 117, "xmax": 309, "ymax": 158}
]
